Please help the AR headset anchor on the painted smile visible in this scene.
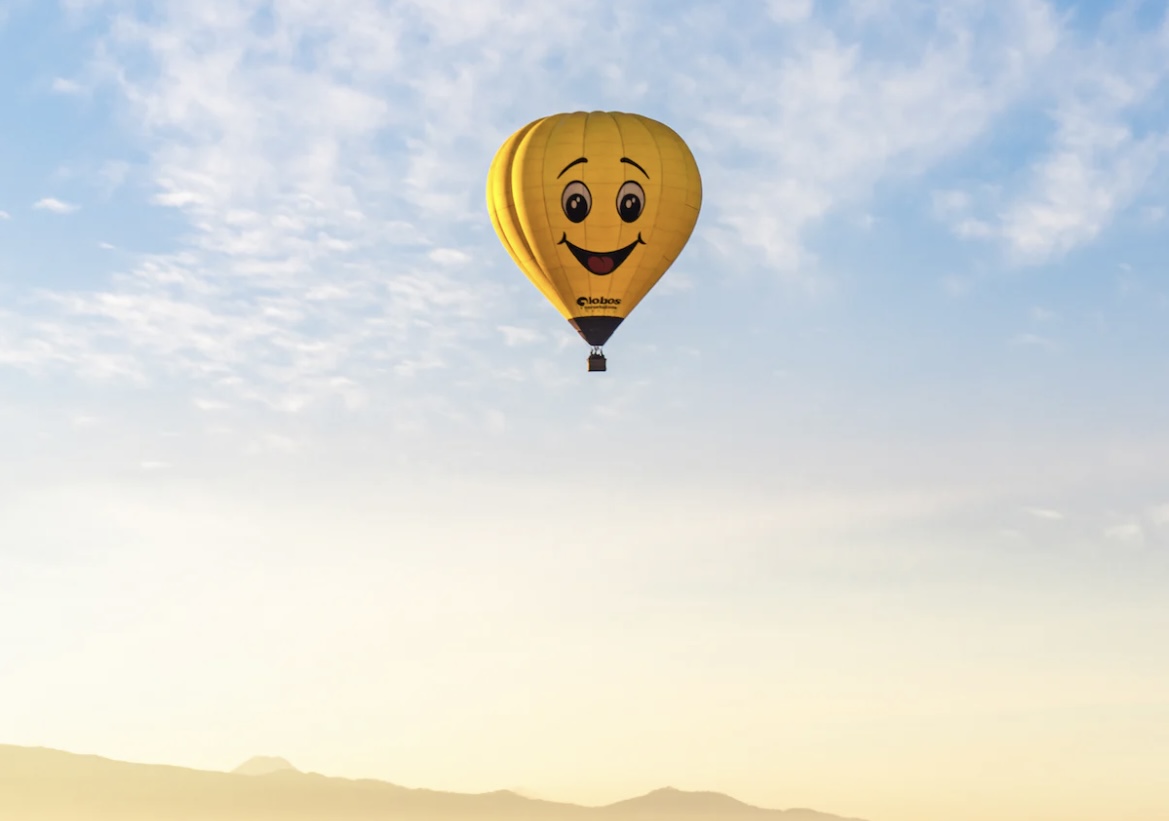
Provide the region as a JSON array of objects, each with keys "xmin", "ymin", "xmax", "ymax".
[{"xmin": 558, "ymin": 233, "xmax": 645, "ymax": 276}]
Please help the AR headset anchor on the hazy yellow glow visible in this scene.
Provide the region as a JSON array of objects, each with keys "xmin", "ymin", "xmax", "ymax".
[{"xmin": 3, "ymin": 468, "xmax": 1167, "ymax": 821}]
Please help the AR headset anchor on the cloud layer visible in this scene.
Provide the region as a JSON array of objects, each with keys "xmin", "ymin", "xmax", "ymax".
[{"xmin": 1, "ymin": 1, "xmax": 1164, "ymax": 417}]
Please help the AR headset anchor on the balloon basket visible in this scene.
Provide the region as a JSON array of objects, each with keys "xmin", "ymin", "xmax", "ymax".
[{"xmin": 587, "ymin": 350, "xmax": 607, "ymax": 372}]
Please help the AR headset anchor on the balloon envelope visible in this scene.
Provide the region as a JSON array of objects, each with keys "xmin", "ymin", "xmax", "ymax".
[{"xmin": 487, "ymin": 111, "xmax": 702, "ymax": 349}]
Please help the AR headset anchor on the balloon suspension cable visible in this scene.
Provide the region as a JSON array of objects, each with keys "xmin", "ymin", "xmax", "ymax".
[{"xmin": 587, "ymin": 346, "xmax": 607, "ymax": 372}]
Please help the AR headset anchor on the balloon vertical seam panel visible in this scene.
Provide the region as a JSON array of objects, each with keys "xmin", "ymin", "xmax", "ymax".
[
  {"xmin": 609, "ymin": 113, "xmax": 657, "ymax": 316},
  {"xmin": 509, "ymin": 118, "xmax": 568, "ymax": 315},
  {"xmin": 516, "ymin": 117, "xmax": 575, "ymax": 315},
  {"xmin": 488, "ymin": 119, "xmax": 569, "ymax": 317},
  {"xmin": 514, "ymin": 115, "xmax": 577, "ymax": 313}
]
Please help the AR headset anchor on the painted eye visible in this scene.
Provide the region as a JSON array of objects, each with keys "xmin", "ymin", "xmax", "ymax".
[
  {"xmin": 561, "ymin": 181, "xmax": 591, "ymax": 223},
  {"xmin": 616, "ymin": 180, "xmax": 645, "ymax": 223}
]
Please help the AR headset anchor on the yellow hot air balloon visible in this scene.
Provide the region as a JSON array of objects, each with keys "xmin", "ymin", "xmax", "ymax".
[{"xmin": 487, "ymin": 111, "xmax": 702, "ymax": 371}]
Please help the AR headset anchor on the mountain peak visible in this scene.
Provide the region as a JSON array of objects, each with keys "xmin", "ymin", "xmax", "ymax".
[
  {"xmin": 605, "ymin": 785, "xmax": 757, "ymax": 813},
  {"xmin": 232, "ymin": 756, "xmax": 298, "ymax": 776}
]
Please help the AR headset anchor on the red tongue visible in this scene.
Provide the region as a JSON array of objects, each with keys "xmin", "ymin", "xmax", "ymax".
[{"xmin": 587, "ymin": 255, "xmax": 614, "ymax": 274}]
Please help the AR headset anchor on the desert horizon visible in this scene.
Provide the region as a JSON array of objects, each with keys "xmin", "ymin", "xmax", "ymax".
[{"xmin": 0, "ymin": 743, "xmax": 865, "ymax": 821}]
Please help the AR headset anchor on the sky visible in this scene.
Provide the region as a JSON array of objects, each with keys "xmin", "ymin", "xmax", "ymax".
[{"xmin": 1, "ymin": 1, "xmax": 1168, "ymax": 820}]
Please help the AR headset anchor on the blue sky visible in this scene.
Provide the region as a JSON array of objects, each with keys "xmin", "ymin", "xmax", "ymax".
[{"xmin": 2, "ymin": 3, "xmax": 1169, "ymax": 821}]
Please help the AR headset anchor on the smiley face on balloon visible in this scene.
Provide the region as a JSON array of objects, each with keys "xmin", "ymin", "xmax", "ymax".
[
  {"xmin": 487, "ymin": 111, "xmax": 702, "ymax": 363},
  {"xmin": 553, "ymin": 153, "xmax": 649, "ymax": 276}
]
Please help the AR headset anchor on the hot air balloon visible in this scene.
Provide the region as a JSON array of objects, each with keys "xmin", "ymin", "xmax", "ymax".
[{"xmin": 486, "ymin": 111, "xmax": 702, "ymax": 372}]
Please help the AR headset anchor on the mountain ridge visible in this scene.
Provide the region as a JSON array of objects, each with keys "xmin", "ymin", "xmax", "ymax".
[{"xmin": 0, "ymin": 743, "xmax": 867, "ymax": 821}]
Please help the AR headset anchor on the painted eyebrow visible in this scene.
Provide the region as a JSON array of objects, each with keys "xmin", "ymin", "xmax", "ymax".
[
  {"xmin": 557, "ymin": 157, "xmax": 588, "ymax": 178},
  {"xmin": 620, "ymin": 157, "xmax": 649, "ymax": 179}
]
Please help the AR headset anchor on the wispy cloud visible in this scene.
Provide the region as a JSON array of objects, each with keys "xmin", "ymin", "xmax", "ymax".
[
  {"xmin": 98, "ymin": 160, "xmax": 131, "ymax": 195},
  {"xmin": 51, "ymin": 77, "xmax": 84, "ymax": 94},
  {"xmin": 940, "ymin": 274, "xmax": 972, "ymax": 297},
  {"xmin": 768, "ymin": 0, "xmax": 812, "ymax": 25},
  {"xmin": 1103, "ymin": 521, "xmax": 1144, "ymax": 546},
  {"xmin": 427, "ymin": 248, "xmax": 471, "ymax": 266},
  {"xmin": 934, "ymin": 6, "xmax": 1169, "ymax": 265},
  {"xmin": 1010, "ymin": 333, "xmax": 1058, "ymax": 351},
  {"xmin": 698, "ymin": 2, "xmax": 1061, "ymax": 276},
  {"xmin": 32, "ymin": 197, "xmax": 79, "ymax": 214},
  {"xmin": 1024, "ymin": 507, "xmax": 1064, "ymax": 520},
  {"xmin": 1000, "ymin": 108, "xmax": 1167, "ymax": 266},
  {"xmin": 193, "ymin": 398, "xmax": 230, "ymax": 412},
  {"xmin": 6, "ymin": 0, "xmax": 532, "ymax": 410},
  {"xmin": 1141, "ymin": 204, "xmax": 1167, "ymax": 224},
  {"xmin": 244, "ymin": 433, "xmax": 299, "ymax": 455},
  {"xmin": 2, "ymin": 0, "xmax": 1165, "ymax": 426},
  {"xmin": 497, "ymin": 326, "xmax": 543, "ymax": 347}
]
